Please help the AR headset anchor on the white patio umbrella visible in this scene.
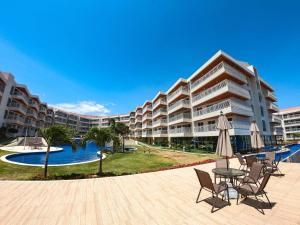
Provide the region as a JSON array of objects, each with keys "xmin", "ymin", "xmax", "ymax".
[
  {"xmin": 250, "ymin": 121, "xmax": 265, "ymax": 151},
  {"xmin": 216, "ymin": 112, "xmax": 233, "ymax": 169}
]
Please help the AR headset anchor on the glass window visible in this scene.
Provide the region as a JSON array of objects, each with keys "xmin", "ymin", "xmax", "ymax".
[
  {"xmin": 260, "ymin": 106, "xmax": 264, "ymax": 117},
  {"xmin": 262, "ymin": 120, "xmax": 266, "ymax": 131}
]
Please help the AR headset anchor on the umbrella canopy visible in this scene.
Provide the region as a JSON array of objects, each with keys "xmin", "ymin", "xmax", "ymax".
[
  {"xmin": 250, "ymin": 121, "xmax": 265, "ymax": 150},
  {"xmin": 215, "ymin": 112, "xmax": 233, "ymax": 159}
]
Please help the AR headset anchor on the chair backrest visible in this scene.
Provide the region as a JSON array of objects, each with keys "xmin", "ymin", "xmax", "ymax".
[
  {"xmin": 257, "ymin": 173, "xmax": 271, "ymax": 193},
  {"xmin": 266, "ymin": 151, "xmax": 276, "ymax": 162},
  {"xmin": 194, "ymin": 169, "xmax": 214, "ymax": 191},
  {"xmin": 248, "ymin": 162, "xmax": 264, "ymax": 182},
  {"xmin": 245, "ymin": 155, "xmax": 257, "ymax": 168},
  {"xmin": 236, "ymin": 153, "xmax": 245, "ymax": 165},
  {"xmin": 216, "ymin": 159, "xmax": 229, "ymax": 168}
]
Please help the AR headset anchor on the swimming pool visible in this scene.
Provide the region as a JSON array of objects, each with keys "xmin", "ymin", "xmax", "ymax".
[
  {"xmin": 2, "ymin": 141, "xmax": 103, "ymax": 166},
  {"xmin": 256, "ymin": 144, "xmax": 300, "ymax": 162}
]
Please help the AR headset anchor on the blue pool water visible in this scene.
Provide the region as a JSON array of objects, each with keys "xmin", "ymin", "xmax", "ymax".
[
  {"xmin": 5, "ymin": 141, "xmax": 102, "ymax": 166},
  {"xmin": 257, "ymin": 144, "xmax": 300, "ymax": 161}
]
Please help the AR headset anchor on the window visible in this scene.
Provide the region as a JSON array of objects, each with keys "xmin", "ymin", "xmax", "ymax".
[
  {"xmin": 262, "ymin": 120, "xmax": 266, "ymax": 131},
  {"xmin": 260, "ymin": 106, "xmax": 264, "ymax": 117},
  {"xmin": 208, "ymin": 120, "xmax": 215, "ymax": 125},
  {"xmin": 197, "ymin": 122, "xmax": 204, "ymax": 126},
  {"xmin": 258, "ymin": 93, "xmax": 262, "ymax": 102}
]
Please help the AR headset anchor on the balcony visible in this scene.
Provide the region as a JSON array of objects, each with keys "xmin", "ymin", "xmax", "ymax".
[
  {"xmin": 135, "ymin": 125, "xmax": 142, "ymax": 130},
  {"xmin": 25, "ymin": 120, "xmax": 36, "ymax": 127},
  {"xmin": 38, "ymin": 114, "xmax": 46, "ymax": 121},
  {"xmin": 153, "ymin": 98, "xmax": 167, "ymax": 110},
  {"xmin": 193, "ymin": 99, "xmax": 253, "ymax": 121},
  {"xmin": 135, "ymin": 117, "xmax": 142, "ymax": 124},
  {"xmin": 152, "ymin": 108, "xmax": 167, "ymax": 119},
  {"xmin": 8, "ymin": 102, "xmax": 27, "ymax": 115},
  {"xmin": 152, "ymin": 119, "xmax": 168, "ymax": 128},
  {"xmin": 268, "ymin": 103, "xmax": 279, "ymax": 112},
  {"xmin": 6, "ymin": 115, "xmax": 25, "ymax": 125},
  {"xmin": 12, "ymin": 92, "xmax": 28, "ymax": 105},
  {"xmin": 273, "ymin": 127, "xmax": 283, "ymax": 135},
  {"xmin": 136, "ymin": 110, "xmax": 142, "ymax": 116},
  {"xmin": 270, "ymin": 115, "xmax": 282, "ymax": 124},
  {"xmin": 135, "ymin": 131, "xmax": 142, "ymax": 137},
  {"xmin": 265, "ymin": 91, "xmax": 277, "ymax": 102},
  {"xmin": 168, "ymin": 112, "xmax": 192, "ymax": 126},
  {"xmin": 169, "ymin": 127, "xmax": 192, "ymax": 137},
  {"xmin": 142, "ymin": 114, "xmax": 152, "ymax": 122},
  {"xmin": 142, "ymin": 131, "xmax": 153, "ymax": 137},
  {"xmin": 46, "ymin": 117, "xmax": 53, "ymax": 123},
  {"xmin": 39, "ymin": 107, "xmax": 47, "ymax": 114},
  {"xmin": 29, "ymin": 101, "xmax": 39, "ymax": 111},
  {"xmin": 167, "ymin": 86, "xmax": 189, "ymax": 103},
  {"xmin": 192, "ymin": 80, "xmax": 250, "ymax": 107},
  {"xmin": 142, "ymin": 105, "xmax": 152, "ymax": 114},
  {"xmin": 153, "ymin": 129, "xmax": 168, "ymax": 137},
  {"xmin": 193, "ymin": 121, "xmax": 250, "ymax": 136},
  {"xmin": 190, "ymin": 62, "xmax": 247, "ymax": 93},
  {"xmin": 168, "ymin": 99, "xmax": 190, "ymax": 114},
  {"xmin": 142, "ymin": 123, "xmax": 152, "ymax": 129}
]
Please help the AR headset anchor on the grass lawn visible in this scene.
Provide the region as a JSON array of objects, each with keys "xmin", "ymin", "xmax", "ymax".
[{"xmin": 0, "ymin": 146, "xmax": 219, "ymax": 180}]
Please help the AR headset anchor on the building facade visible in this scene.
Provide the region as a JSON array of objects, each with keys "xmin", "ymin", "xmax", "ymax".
[
  {"xmin": 130, "ymin": 51, "xmax": 279, "ymax": 151},
  {"xmin": 274, "ymin": 107, "xmax": 300, "ymax": 142},
  {"xmin": 1, "ymin": 50, "xmax": 278, "ymax": 151},
  {"xmin": 0, "ymin": 72, "xmax": 130, "ymax": 137}
]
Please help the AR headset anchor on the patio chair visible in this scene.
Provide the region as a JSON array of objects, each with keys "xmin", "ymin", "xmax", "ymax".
[
  {"xmin": 264, "ymin": 153, "xmax": 283, "ymax": 175},
  {"xmin": 245, "ymin": 155, "xmax": 257, "ymax": 171},
  {"xmin": 215, "ymin": 159, "xmax": 230, "ymax": 183},
  {"xmin": 194, "ymin": 169, "xmax": 229, "ymax": 213},
  {"xmin": 236, "ymin": 173, "xmax": 272, "ymax": 214},
  {"xmin": 236, "ymin": 153, "xmax": 247, "ymax": 171},
  {"xmin": 236, "ymin": 162, "xmax": 264, "ymax": 186}
]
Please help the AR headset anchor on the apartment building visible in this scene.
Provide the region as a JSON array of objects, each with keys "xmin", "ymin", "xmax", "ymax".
[
  {"xmin": 273, "ymin": 107, "xmax": 300, "ymax": 141},
  {"xmin": 0, "ymin": 72, "xmax": 130, "ymax": 137},
  {"xmin": 131, "ymin": 50, "xmax": 278, "ymax": 151}
]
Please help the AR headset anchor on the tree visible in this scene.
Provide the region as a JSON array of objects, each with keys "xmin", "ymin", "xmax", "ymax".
[
  {"xmin": 40, "ymin": 125, "xmax": 76, "ymax": 178},
  {"xmin": 115, "ymin": 123, "xmax": 130, "ymax": 152},
  {"xmin": 82, "ymin": 127, "xmax": 111, "ymax": 176}
]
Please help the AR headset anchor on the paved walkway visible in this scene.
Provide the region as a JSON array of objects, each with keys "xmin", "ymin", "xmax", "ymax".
[{"xmin": 0, "ymin": 159, "xmax": 300, "ymax": 225}]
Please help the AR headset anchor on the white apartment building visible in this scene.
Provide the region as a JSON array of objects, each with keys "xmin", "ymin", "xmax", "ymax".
[
  {"xmin": 131, "ymin": 50, "xmax": 278, "ymax": 151},
  {"xmin": 1, "ymin": 50, "xmax": 278, "ymax": 151},
  {"xmin": 0, "ymin": 72, "xmax": 130, "ymax": 137},
  {"xmin": 274, "ymin": 106, "xmax": 300, "ymax": 141}
]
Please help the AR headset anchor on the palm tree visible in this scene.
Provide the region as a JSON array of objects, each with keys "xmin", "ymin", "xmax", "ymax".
[
  {"xmin": 40, "ymin": 125, "xmax": 76, "ymax": 178},
  {"xmin": 82, "ymin": 127, "xmax": 111, "ymax": 176},
  {"xmin": 115, "ymin": 123, "xmax": 130, "ymax": 152}
]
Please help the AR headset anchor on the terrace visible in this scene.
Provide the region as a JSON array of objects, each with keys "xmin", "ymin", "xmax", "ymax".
[{"xmin": 0, "ymin": 159, "xmax": 299, "ymax": 224}]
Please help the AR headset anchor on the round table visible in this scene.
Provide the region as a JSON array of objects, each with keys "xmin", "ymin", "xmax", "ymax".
[{"xmin": 212, "ymin": 168, "xmax": 245, "ymax": 203}]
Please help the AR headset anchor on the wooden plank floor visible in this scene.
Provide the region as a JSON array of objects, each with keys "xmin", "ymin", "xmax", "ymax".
[{"xmin": 1, "ymin": 159, "xmax": 300, "ymax": 225}]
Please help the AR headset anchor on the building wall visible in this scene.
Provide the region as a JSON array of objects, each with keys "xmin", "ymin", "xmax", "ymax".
[{"xmin": 274, "ymin": 107, "xmax": 300, "ymax": 141}]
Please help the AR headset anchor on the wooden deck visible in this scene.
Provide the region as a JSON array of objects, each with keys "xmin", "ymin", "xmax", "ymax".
[{"xmin": 1, "ymin": 159, "xmax": 300, "ymax": 225}]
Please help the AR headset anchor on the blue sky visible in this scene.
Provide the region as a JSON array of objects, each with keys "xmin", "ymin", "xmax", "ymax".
[{"xmin": 0, "ymin": 0, "xmax": 300, "ymax": 115}]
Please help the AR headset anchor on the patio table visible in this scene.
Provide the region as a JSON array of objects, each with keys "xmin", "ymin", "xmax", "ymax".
[{"xmin": 212, "ymin": 168, "xmax": 245, "ymax": 204}]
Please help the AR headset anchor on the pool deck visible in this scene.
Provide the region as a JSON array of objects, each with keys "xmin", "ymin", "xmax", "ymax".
[{"xmin": 1, "ymin": 159, "xmax": 300, "ymax": 225}]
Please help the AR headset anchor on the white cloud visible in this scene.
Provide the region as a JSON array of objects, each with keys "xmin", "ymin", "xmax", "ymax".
[{"xmin": 50, "ymin": 101, "xmax": 110, "ymax": 115}]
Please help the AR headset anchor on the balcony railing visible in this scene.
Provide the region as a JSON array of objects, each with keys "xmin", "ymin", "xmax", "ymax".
[
  {"xmin": 191, "ymin": 62, "xmax": 247, "ymax": 92},
  {"xmin": 169, "ymin": 127, "xmax": 192, "ymax": 134},
  {"xmin": 153, "ymin": 98, "xmax": 167, "ymax": 109},
  {"xmin": 268, "ymin": 103, "xmax": 279, "ymax": 112},
  {"xmin": 142, "ymin": 123, "xmax": 152, "ymax": 129},
  {"xmin": 142, "ymin": 131, "xmax": 153, "ymax": 136},
  {"xmin": 13, "ymin": 91, "xmax": 29, "ymax": 104},
  {"xmin": 6, "ymin": 115, "xmax": 25, "ymax": 124},
  {"xmin": 168, "ymin": 112, "xmax": 191, "ymax": 123},
  {"xmin": 153, "ymin": 130, "xmax": 168, "ymax": 135},
  {"xmin": 8, "ymin": 102, "xmax": 27, "ymax": 115},
  {"xmin": 142, "ymin": 114, "xmax": 152, "ymax": 121},
  {"xmin": 168, "ymin": 99, "xmax": 190, "ymax": 112},
  {"xmin": 142, "ymin": 105, "xmax": 152, "ymax": 114},
  {"xmin": 153, "ymin": 119, "xmax": 168, "ymax": 127},
  {"xmin": 192, "ymin": 80, "xmax": 249, "ymax": 105},
  {"xmin": 193, "ymin": 99, "xmax": 253, "ymax": 119},
  {"xmin": 266, "ymin": 91, "xmax": 277, "ymax": 101},
  {"xmin": 194, "ymin": 121, "xmax": 250, "ymax": 133},
  {"xmin": 153, "ymin": 108, "xmax": 167, "ymax": 117},
  {"xmin": 167, "ymin": 86, "xmax": 189, "ymax": 103}
]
